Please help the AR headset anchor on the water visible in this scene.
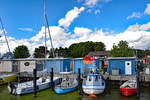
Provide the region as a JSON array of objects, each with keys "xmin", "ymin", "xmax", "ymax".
[{"xmin": 0, "ymin": 85, "xmax": 150, "ymax": 100}]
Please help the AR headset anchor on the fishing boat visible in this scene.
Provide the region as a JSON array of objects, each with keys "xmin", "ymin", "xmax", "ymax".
[
  {"xmin": 0, "ymin": 74, "xmax": 17, "ymax": 85},
  {"xmin": 82, "ymin": 73, "xmax": 105, "ymax": 95},
  {"xmin": 120, "ymin": 80, "xmax": 137, "ymax": 96},
  {"xmin": 54, "ymin": 72, "xmax": 78, "ymax": 94},
  {"xmin": 8, "ymin": 76, "xmax": 60, "ymax": 95}
]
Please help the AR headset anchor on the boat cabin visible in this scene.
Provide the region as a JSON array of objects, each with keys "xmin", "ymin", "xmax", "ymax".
[{"xmin": 84, "ymin": 74, "xmax": 103, "ymax": 86}]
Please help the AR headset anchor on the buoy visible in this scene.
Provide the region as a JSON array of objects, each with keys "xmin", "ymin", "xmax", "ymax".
[{"xmin": 88, "ymin": 94, "xmax": 97, "ymax": 98}]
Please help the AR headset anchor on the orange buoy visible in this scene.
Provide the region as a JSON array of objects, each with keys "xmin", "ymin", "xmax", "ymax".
[{"xmin": 88, "ymin": 94, "xmax": 97, "ymax": 98}]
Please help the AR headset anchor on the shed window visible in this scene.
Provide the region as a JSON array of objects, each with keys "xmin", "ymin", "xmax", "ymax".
[
  {"xmin": 24, "ymin": 62, "xmax": 30, "ymax": 66},
  {"xmin": 89, "ymin": 76, "xmax": 91, "ymax": 81},
  {"xmin": 95, "ymin": 76, "xmax": 98, "ymax": 81}
]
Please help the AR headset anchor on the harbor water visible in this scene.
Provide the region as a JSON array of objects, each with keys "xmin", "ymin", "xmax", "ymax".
[{"xmin": 0, "ymin": 85, "xmax": 150, "ymax": 100}]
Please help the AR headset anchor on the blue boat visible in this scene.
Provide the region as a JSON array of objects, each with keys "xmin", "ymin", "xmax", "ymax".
[{"xmin": 54, "ymin": 72, "xmax": 78, "ymax": 94}]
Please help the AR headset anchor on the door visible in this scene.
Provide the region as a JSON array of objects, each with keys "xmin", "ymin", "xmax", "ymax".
[{"xmin": 125, "ymin": 61, "xmax": 132, "ymax": 75}]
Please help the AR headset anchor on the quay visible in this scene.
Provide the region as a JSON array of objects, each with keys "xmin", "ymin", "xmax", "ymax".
[{"xmin": 2, "ymin": 72, "xmax": 150, "ymax": 87}]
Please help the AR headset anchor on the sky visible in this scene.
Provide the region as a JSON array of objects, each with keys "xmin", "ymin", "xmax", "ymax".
[{"xmin": 0, "ymin": 0, "xmax": 150, "ymax": 55}]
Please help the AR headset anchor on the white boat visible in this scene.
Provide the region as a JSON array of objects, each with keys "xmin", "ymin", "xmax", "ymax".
[
  {"xmin": 8, "ymin": 77, "xmax": 60, "ymax": 95},
  {"xmin": 82, "ymin": 73, "xmax": 105, "ymax": 95},
  {"xmin": 54, "ymin": 72, "xmax": 78, "ymax": 94},
  {"xmin": 120, "ymin": 80, "xmax": 137, "ymax": 96}
]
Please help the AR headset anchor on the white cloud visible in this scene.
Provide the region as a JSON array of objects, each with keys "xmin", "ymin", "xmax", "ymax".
[
  {"xmin": 2, "ymin": 22, "xmax": 150, "ymax": 56},
  {"xmin": 18, "ymin": 28, "xmax": 34, "ymax": 32},
  {"xmin": 94, "ymin": 9, "xmax": 100, "ymax": 14},
  {"xmin": 87, "ymin": 9, "xmax": 92, "ymax": 13},
  {"xmin": 0, "ymin": 26, "xmax": 69, "ymax": 55},
  {"xmin": 63, "ymin": 22, "xmax": 150, "ymax": 50},
  {"xmin": 72, "ymin": 27, "xmax": 92, "ymax": 38},
  {"xmin": 126, "ymin": 12, "xmax": 142, "ymax": 20},
  {"xmin": 127, "ymin": 22, "xmax": 150, "ymax": 31},
  {"xmin": 100, "ymin": 0, "xmax": 112, "ymax": 3},
  {"xmin": 84, "ymin": 0, "xmax": 98, "ymax": 7},
  {"xmin": 145, "ymin": 4, "xmax": 150, "ymax": 15},
  {"xmin": 58, "ymin": 7, "xmax": 85, "ymax": 28}
]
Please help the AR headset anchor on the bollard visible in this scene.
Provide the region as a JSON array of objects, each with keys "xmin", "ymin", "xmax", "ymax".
[
  {"xmin": 33, "ymin": 68, "xmax": 37, "ymax": 97},
  {"xmin": 50, "ymin": 68, "xmax": 54, "ymax": 91}
]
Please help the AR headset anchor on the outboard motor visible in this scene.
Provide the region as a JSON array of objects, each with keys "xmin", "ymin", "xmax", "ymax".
[{"xmin": 9, "ymin": 82, "xmax": 16, "ymax": 95}]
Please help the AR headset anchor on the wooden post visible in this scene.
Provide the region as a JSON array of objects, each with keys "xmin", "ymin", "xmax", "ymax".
[
  {"xmin": 78, "ymin": 68, "xmax": 83, "ymax": 95},
  {"xmin": 137, "ymin": 69, "xmax": 140, "ymax": 97},
  {"xmin": 33, "ymin": 68, "xmax": 37, "ymax": 97},
  {"xmin": 50, "ymin": 68, "xmax": 54, "ymax": 91}
]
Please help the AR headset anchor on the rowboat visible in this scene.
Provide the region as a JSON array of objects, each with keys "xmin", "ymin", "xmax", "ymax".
[
  {"xmin": 54, "ymin": 72, "xmax": 78, "ymax": 94},
  {"xmin": 120, "ymin": 80, "xmax": 137, "ymax": 96}
]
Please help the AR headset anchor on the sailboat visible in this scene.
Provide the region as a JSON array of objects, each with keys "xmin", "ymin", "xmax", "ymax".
[
  {"xmin": 8, "ymin": 76, "xmax": 60, "ymax": 95},
  {"xmin": 54, "ymin": 72, "xmax": 78, "ymax": 94}
]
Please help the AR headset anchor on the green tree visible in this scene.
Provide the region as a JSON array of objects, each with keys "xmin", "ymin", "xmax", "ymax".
[
  {"xmin": 13, "ymin": 45, "xmax": 30, "ymax": 58},
  {"xmin": 68, "ymin": 41, "xmax": 106, "ymax": 58},
  {"xmin": 110, "ymin": 40, "xmax": 134, "ymax": 57},
  {"xmin": 33, "ymin": 46, "xmax": 48, "ymax": 58}
]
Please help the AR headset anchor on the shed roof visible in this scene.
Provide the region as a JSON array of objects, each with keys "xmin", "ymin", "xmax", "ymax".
[
  {"xmin": 88, "ymin": 51, "xmax": 110, "ymax": 57},
  {"xmin": 108, "ymin": 57, "xmax": 136, "ymax": 60},
  {"xmin": 0, "ymin": 58, "xmax": 70, "ymax": 61}
]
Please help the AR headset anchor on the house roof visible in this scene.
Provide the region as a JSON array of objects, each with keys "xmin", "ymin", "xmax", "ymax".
[{"xmin": 87, "ymin": 51, "xmax": 110, "ymax": 57}]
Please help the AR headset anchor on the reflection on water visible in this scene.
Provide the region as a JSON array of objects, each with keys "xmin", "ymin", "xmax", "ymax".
[{"xmin": 0, "ymin": 85, "xmax": 150, "ymax": 100}]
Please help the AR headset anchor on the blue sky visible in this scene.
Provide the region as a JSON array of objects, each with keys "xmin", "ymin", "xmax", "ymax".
[{"xmin": 0, "ymin": 0, "xmax": 150, "ymax": 55}]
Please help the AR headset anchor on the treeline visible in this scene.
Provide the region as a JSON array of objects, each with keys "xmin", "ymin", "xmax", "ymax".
[
  {"xmin": 10, "ymin": 40, "xmax": 150, "ymax": 59},
  {"xmin": 13, "ymin": 41, "xmax": 106, "ymax": 58}
]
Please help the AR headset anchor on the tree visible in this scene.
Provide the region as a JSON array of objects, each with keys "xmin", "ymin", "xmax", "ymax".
[
  {"xmin": 33, "ymin": 46, "xmax": 49, "ymax": 58},
  {"xmin": 68, "ymin": 41, "xmax": 106, "ymax": 58},
  {"xmin": 110, "ymin": 40, "xmax": 134, "ymax": 57},
  {"xmin": 13, "ymin": 45, "xmax": 30, "ymax": 58}
]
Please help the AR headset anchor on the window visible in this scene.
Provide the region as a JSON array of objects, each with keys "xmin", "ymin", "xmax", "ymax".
[
  {"xmin": 127, "ymin": 63, "xmax": 130, "ymax": 65},
  {"xmin": 95, "ymin": 76, "xmax": 98, "ymax": 81},
  {"xmin": 89, "ymin": 76, "xmax": 91, "ymax": 81},
  {"xmin": 24, "ymin": 62, "xmax": 30, "ymax": 66}
]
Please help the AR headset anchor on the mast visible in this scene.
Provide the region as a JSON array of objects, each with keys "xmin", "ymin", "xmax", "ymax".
[
  {"xmin": 43, "ymin": 0, "xmax": 55, "ymax": 58},
  {"xmin": 0, "ymin": 17, "xmax": 11, "ymax": 53}
]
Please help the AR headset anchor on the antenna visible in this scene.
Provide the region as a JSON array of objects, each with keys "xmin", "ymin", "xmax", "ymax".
[
  {"xmin": 43, "ymin": 0, "xmax": 55, "ymax": 58},
  {"xmin": 0, "ymin": 16, "xmax": 11, "ymax": 53}
]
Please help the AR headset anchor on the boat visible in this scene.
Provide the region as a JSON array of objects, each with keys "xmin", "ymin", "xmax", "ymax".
[
  {"xmin": 120, "ymin": 80, "xmax": 137, "ymax": 96},
  {"xmin": 0, "ymin": 74, "xmax": 17, "ymax": 85},
  {"xmin": 54, "ymin": 72, "xmax": 78, "ymax": 94},
  {"xmin": 82, "ymin": 73, "xmax": 105, "ymax": 95},
  {"xmin": 8, "ymin": 76, "xmax": 61, "ymax": 95}
]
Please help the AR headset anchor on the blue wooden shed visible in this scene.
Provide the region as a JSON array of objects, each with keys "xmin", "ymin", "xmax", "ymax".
[
  {"xmin": 44, "ymin": 58, "xmax": 70, "ymax": 73},
  {"xmin": 108, "ymin": 57, "xmax": 136, "ymax": 75},
  {"xmin": 72, "ymin": 58, "xmax": 100, "ymax": 74}
]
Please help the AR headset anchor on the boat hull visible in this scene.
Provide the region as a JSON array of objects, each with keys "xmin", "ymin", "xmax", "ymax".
[
  {"xmin": 120, "ymin": 88, "xmax": 137, "ymax": 96},
  {"xmin": 54, "ymin": 86, "xmax": 78, "ymax": 94},
  {"xmin": 8, "ymin": 78, "xmax": 60, "ymax": 95},
  {"xmin": 0, "ymin": 74, "xmax": 17, "ymax": 85},
  {"xmin": 82, "ymin": 85, "xmax": 105, "ymax": 95}
]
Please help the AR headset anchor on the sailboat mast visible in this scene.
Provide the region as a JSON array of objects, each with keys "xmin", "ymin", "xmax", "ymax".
[
  {"xmin": 44, "ymin": 0, "xmax": 47, "ymax": 58},
  {"xmin": 43, "ymin": 0, "xmax": 55, "ymax": 58},
  {"xmin": 0, "ymin": 17, "xmax": 11, "ymax": 53}
]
